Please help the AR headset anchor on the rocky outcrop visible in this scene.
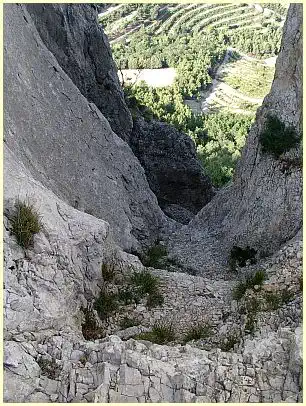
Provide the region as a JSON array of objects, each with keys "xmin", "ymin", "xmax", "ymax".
[
  {"xmin": 169, "ymin": 3, "xmax": 302, "ymax": 272},
  {"xmin": 26, "ymin": 4, "xmax": 215, "ymax": 223},
  {"xmin": 4, "ymin": 3, "xmax": 168, "ymax": 251},
  {"xmin": 26, "ymin": 3, "xmax": 133, "ymax": 142},
  {"xmin": 3, "ymin": 3, "xmax": 302, "ymax": 403},
  {"xmin": 130, "ymin": 118, "xmax": 214, "ymax": 223}
]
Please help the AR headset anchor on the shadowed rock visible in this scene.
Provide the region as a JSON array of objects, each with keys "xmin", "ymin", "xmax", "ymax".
[
  {"xmin": 131, "ymin": 118, "xmax": 214, "ymax": 223},
  {"xmin": 26, "ymin": 3, "xmax": 133, "ymax": 142}
]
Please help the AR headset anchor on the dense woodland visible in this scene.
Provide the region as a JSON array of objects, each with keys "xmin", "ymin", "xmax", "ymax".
[{"xmin": 100, "ymin": 3, "xmax": 287, "ymax": 186}]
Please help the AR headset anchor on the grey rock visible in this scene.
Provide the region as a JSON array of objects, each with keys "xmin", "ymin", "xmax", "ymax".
[
  {"xmin": 26, "ymin": 4, "xmax": 132, "ymax": 142},
  {"xmin": 130, "ymin": 118, "xmax": 214, "ymax": 223},
  {"xmin": 4, "ymin": 3, "xmax": 168, "ymax": 251}
]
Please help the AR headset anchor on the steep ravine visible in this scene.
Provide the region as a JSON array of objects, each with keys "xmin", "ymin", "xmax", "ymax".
[
  {"xmin": 26, "ymin": 3, "xmax": 214, "ymax": 224},
  {"xmin": 4, "ymin": 3, "xmax": 302, "ymax": 403}
]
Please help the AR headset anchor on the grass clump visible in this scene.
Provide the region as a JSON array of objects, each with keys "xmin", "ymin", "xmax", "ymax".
[
  {"xmin": 134, "ymin": 321, "xmax": 175, "ymax": 344},
  {"xmin": 228, "ymin": 245, "xmax": 257, "ymax": 272},
  {"xmin": 11, "ymin": 200, "xmax": 42, "ymax": 248},
  {"xmin": 146, "ymin": 291, "xmax": 164, "ymax": 309},
  {"xmin": 259, "ymin": 115, "xmax": 300, "ymax": 158},
  {"xmin": 220, "ymin": 332, "xmax": 240, "ymax": 352},
  {"xmin": 101, "ymin": 262, "xmax": 115, "ymax": 282},
  {"xmin": 93, "ymin": 289, "xmax": 119, "ymax": 320},
  {"xmin": 119, "ymin": 315, "xmax": 141, "ymax": 330},
  {"xmin": 130, "ymin": 270, "xmax": 160, "ymax": 295},
  {"xmin": 118, "ymin": 286, "xmax": 140, "ymax": 305},
  {"xmin": 183, "ymin": 323, "xmax": 211, "ymax": 344},
  {"xmin": 37, "ymin": 357, "xmax": 61, "ymax": 379},
  {"xmin": 299, "ymin": 276, "xmax": 303, "ymax": 292},
  {"xmin": 233, "ymin": 270, "xmax": 266, "ymax": 300},
  {"xmin": 142, "ymin": 242, "xmax": 168, "ymax": 268},
  {"xmin": 264, "ymin": 288, "xmax": 294, "ymax": 310},
  {"xmin": 130, "ymin": 270, "xmax": 164, "ymax": 309},
  {"xmin": 81, "ymin": 306, "xmax": 105, "ymax": 340}
]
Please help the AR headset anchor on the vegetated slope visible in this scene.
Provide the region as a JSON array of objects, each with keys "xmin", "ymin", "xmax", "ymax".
[{"xmin": 100, "ymin": 3, "xmax": 288, "ymax": 186}]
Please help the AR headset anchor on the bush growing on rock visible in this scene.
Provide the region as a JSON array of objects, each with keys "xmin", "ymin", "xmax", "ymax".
[
  {"xmin": 259, "ymin": 115, "xmax": 300, "ymax": 158},
  {"xmin": 130, "ymin": 270, "xmax": 160, "ymax": 295},
  {"xmin": 118, "ymin": 286, "xmax": 141, "ymax": 305},
  {"xmin": 94, "ymin": 289, "xmax": 119, "ymax": 320},
  {"xmin": 134, "ymin": 321, "xmax": 175, "ymax": 344},
  {"xmin": 183, "ymin": 323, "xmax": 211, "ymax": 344},
  {"xmin": 264, "ymin": 288, "xmax": 294, "ymax": 310},
  {"xmin": 119, "ymin": 315, "xmax": 141, "ymax": 330},
  {"xmin": 141, "ymin": 242, "xmax": 168, "ymax": 268},
  {"xmin": 81, "ymin": 306, "xmax": 105, "ymax": 340},
  {"xmin": 37, "ymin": 357, "xmax": 61, "ymax": 379},
  {"xmin": 220, "ymin": 331, "xmax": 241, "ymax": 352},
  {"xmin": 11, "ymin": 199, "xmax": 42, "ymax": 248},
  {"xmin": 101, "ymin": 262, "xmax": 116, "ymax": 282},
  {"xmin": 146, "ymin": 291, "xmax": 164, "ymax": 309},
  {"xmin": 233, "ymin": 270, "xmax": 266, "ymax": 300}
]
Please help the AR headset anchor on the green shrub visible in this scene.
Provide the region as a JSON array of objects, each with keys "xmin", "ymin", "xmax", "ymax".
[
  {"xmin": 259, "ymin": 115, "xmax": 300, "ymax": 158},
  {"xmin": 142, "ymin": 242, "xmax": 168, "ymax": 268},
  {"xmin": 101, "ymin": 262, "xmax": 115, "ymax": 282},
  {"xmin": 37, "ymin": 357, "xmax": 61, "ymax": 379},
  {"xmin": 81, "ymin": 306, "xmax": 105, "ymax": 340},
  {"xmin": 130, "ymin": 270, "xmax": 160, "ymax": 295},
  {"xmin": 94, "ymin": 289, "xmax": 119, "ymax": 320},
  {"xmin": 11, "ymin": 200, "xmax": 42, "ymax": 248},
  {"xmin": 233, "ymin": 270, "xmax": 266, "ymax": 300},
  {"xmin": 146, "ymin": 291, "xmax": 164, "ymax": 309},
  {"xmin": 183, "ymin": 323, "xmax": 211, "ymax": 344},
  {"xmin": 118, "ymin": 286, "xmax": 140, "ymax": 305},
  {"xmin": 220, "ymin": 332, "xmax": 240, "ymax": 351},
  {"xmin": 134, "ymin": 321, "xmax": 175, "ymax": 344},
  {"xmin": 119, "ymin": 315, "xmax": 141, "ymax": 329},
  {"xmin": 251, "ymin": 270, "xmax": 266, "ymax": 286},
  {"xmin": 264, "ymin": 288, "xmax": 294, "ymax": 310},
  {"xmin": 229, "ymin": 245, "xmax": 257, "ymax": 272}
]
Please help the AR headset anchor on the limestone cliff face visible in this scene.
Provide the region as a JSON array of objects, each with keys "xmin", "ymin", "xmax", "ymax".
[
  {"xmin": 3, "ymin": 3, "xmax": 302, "ymax": 403},
  {"xmin": 26, "ymin": 3, "xmax": 133, "ymax": 142},
  {"xmin": 4, "ymin": 3, "xmax": 168, "ymax": 251},
  {"xmin": 26, "ymin": 3, "xmax": 214, "ymax": 222},
  {"xmin": 169, "ymin": 3, "xmax": 302, "ymax": 271}
]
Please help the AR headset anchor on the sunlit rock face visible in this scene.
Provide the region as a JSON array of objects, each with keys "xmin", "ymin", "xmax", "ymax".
[{"xmin": 4, "ymin": 3, "xmax": 168, "ymax": 252}]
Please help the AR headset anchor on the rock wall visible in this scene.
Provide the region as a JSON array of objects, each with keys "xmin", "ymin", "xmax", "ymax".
[
  {"xmin": 169, "ymin": 3, "xmax": 302, "ymax": 272},
  {"xmin": 3, "ymin": 3, "xmax": 303, "ymax": 403},
  {"xmin": 26, "ymin": 4, "xmax": 214, "ymax": 223},
  {"xmin": 26, "ymin": 3, "xmax": 133, "ymax": 142},
  {"xmin": 130, "ymin": 118, "xmax": 214, "ymax": 223},
  {"xmin": 4, "ymin": 3, "xmax": 168, "ymax": 251}
]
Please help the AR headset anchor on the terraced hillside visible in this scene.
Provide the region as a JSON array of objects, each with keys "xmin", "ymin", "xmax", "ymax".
[{"xmin": 99, "ymin": 3, "xmax": 288, "ymax": 186}]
